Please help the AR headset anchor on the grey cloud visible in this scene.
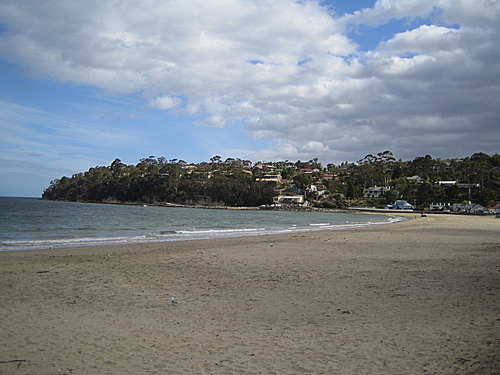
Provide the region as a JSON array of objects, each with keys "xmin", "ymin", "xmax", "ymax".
[{"xmin": 0, "ymin": 0, "xmax": 498, "ymax": 164}]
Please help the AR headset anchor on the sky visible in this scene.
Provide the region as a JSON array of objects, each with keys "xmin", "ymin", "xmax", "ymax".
[{"xmin": 0, "ymin": 0, "xmax": 499, "ymax": 197}]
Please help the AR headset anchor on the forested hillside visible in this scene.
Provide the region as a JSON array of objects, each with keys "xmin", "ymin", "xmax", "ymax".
[{"xmin": 42, "ymin": 152, "xmax": 500, "ymax": 208}]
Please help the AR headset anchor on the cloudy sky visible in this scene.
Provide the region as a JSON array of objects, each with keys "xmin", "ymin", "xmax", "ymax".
[{"xmin": 0, "ymin": 0, "xmax": 499, "ymax": 197}]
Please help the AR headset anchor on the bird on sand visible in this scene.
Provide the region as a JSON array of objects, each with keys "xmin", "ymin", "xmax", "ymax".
[{"xmin": 171, "ymin": 297, "xmax": 178, "ymax": 304}]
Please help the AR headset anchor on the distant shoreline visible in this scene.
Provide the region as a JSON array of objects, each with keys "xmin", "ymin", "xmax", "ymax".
[
  {"xmin": 40, "ymin": 197, "xmax": 360, "ymax": 213},
  {"xmin": 39, "ymin": 197, "xmax": 491, "ymax": 217}
]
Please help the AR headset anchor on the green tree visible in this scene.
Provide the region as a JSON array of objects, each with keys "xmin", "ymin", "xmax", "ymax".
[{"xmin": 293, "ymin": 173, "xmax": 313, "ymax": 189}]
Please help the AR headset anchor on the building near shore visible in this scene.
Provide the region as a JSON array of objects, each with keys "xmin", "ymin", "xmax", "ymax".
[
  {"xmin": 451, "ymin": 203, "xmax": 485, "ymax": 214},
  {"xmin": 273, "ymin": 195, "xmax": 306, "ymax": 206}
]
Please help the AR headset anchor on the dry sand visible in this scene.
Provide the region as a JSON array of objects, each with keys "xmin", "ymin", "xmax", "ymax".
[{"xmin": 0, "ymin": 214, "xmax": 498, "ymax": 374}]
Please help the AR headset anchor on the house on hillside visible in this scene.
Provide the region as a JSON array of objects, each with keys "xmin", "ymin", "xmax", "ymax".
[
  {"xmin": 363, "ymin": 186, "xmax": 391, "ymax": 198},
  {"xmin": 406, "ymin": 175, "xmax": 425, "ymax": 183},
  {"xmin": 254, "ymin": 163, "xmax": 275, "ymax": 171},
  {"xmin": 436, "ymin": 181, "xmax": 457, "ymax": 186},
  {"xmin": 257, "ymin": 173, "xmax": 282, "ymax": 185},
  {"xmin": 457, "ymin": 183, "xmax": 480, "ymax": 189},
  {"xmin": 323, "ymin": 172, "xmax": 338, "ymax": 180}
]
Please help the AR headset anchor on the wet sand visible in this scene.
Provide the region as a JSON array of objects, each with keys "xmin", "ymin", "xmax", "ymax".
[{"xmin": 0, "ymin": 214, "xmax": 498, "ymax": 374}]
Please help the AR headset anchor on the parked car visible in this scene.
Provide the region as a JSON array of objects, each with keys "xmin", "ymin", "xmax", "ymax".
[{"xmin": 386, "ymin": 200, "xmax": 414, "ymax": 210}]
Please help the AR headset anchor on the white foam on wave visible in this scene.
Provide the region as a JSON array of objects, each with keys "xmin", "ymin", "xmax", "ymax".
[{"xmin": 176, "ymin": 227, "xmax": 266, "ymax": 235}]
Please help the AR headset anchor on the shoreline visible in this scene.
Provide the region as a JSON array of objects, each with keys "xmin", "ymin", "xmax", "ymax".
[
  {"xmin": 0, "ymin": 214, "xmax": 498, "ymax": 374},
  {"xmin": 0, "ymin": 213, "xmax": 475, "ymax": 257},
  {"xmin": 1, "ymin": 208, "xmax": 407, "ymax": 253},
  {"xmin": 42, "ymin": 197, "xmax": 359, "ymax": 213}
]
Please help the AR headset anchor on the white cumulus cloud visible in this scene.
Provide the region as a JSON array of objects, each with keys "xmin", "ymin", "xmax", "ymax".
[
  {"xmin": 151, "ymin": 95, "xmax": 182, "ymax": 110},
  {"xmin": 0, "ymin": 0, "xmax": 498, "ymax": 163}
]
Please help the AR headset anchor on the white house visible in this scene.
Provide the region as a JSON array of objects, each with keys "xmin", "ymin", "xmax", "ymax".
[
  {"xmin": 436, "ymin": 181, "xmax": 457, "ymax": 186},
  {"xmin": 452, "ymin": 203, "xmax": 485, "ymax": 214},
  {"xmin": 363, "ymin": 186, "xmax": 390, "ymax": 198},
  {"xmin": 257, "ymin": 174, "xmax": 282, "ymax": 184},
  {"xmin": 273, "ymin": 195, "xmax": 305, "ymax": 205},
  {"xmin": 429, "ymin": 202, "xmax": 450, "ymax": 210},
  {"xmin": 406, "ymin": 175, "xmax": 425, "ymax": 183}
]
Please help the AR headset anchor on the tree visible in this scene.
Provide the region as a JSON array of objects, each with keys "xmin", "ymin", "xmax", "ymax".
[
  {"xmin": 210, "ymin": 155, "xmax": 222, "ymax": 164},
  {"xmin": 110, "ymin": 158, "xmax": 126, "ymax": 176},
  {"xmin": 42, "ymin": 152, "xmax": 499, "ymax": 207},
  {"xmin": 346, "ymin": 181, "xmax": 356, "ymax": 200},
  {"xmin": 383, "ymin": 189, "xmax": 398, "ymax": 205},
  {"xmin": 293, "ymin": 173, "xmax": 313, "ymax": 189}
]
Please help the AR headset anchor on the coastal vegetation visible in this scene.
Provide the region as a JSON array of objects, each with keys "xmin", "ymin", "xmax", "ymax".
[{"xmin": 42, "ymin": 152, "xmax": 500, "ymax": 209}]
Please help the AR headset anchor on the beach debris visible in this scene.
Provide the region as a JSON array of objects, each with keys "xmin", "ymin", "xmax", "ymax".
[
  {"xmin": 171, "ymin": 297, "xmax": 178, "ymax": 304},
  {"xmin": 0, "ymin": 360, "xmax": 30, "ymax": 369}
]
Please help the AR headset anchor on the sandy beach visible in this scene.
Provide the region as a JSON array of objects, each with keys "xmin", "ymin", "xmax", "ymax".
[{"xmin": 0, "ymin": 214, "xmax": 498, "ymax": 374}]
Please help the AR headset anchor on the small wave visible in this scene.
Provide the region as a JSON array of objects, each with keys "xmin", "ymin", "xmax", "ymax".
[
  {"xmin": 176, "ymin": 227, "xmax": 266, "ymax": 235},
  {"xmin": 1, "ymin": 214, "xmax": 407, "ymax": 252}
]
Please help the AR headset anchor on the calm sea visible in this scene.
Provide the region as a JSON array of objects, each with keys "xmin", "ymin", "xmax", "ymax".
[{"xmin": 0, "ymin": 197, "xmax": 403, "ymax": 251}]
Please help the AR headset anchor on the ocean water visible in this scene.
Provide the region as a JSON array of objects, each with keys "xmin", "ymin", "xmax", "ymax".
[{"xmin": 0, "ymin": 197, "xmax": 404, "ymax": 251}]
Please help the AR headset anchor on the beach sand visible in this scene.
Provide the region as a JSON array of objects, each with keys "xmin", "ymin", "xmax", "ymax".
[{"xmin": 0, "ymin": 214, "xmax": 498, "ymax": 374}]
